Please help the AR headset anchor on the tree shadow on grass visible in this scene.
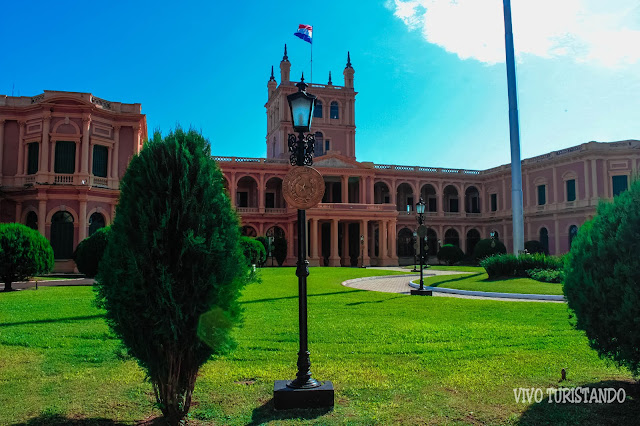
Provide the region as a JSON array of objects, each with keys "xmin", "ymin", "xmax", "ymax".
[
  {"xmin": 12, "ymin": 413, "xmax": 168, "ymax": 426},
  {"xmin": 426, "ymin": 273, "xmax": 483, "ymax": 288},
  {"xmin": 247, "ymin": 399, "xmax": 332, "ymax": 425},
  {"xmin": 241, "ymin": 289, "xmax": 366, "ymax": 305},
  {"xmin": 345, "ymin": 295, "xmax": 406, "ymax": 306},
  {"xmin": 518, "ymin": 380, "xmax": 639, "ymax": 426},
  {"xmin": 1, "ymin": 314, "xmax": 105, "ymax": 328}
]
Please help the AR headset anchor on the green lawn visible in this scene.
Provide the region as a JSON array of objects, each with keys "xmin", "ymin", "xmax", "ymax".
[
  {"xmin": 0, "ymin": 268, "xmax": 636, "ymax": 425},
  {"xmin": 419, "ymin": 271, "xmax": 565, "ymax": 295}
]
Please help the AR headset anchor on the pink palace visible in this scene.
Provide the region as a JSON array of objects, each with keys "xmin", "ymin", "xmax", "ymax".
[{"xmin": 0, "ymin": 49, "xmax": 638, "ymax": 271}]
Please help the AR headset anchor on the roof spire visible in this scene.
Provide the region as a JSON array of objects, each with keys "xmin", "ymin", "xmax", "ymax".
[
  {"xmin": 269, "ymin": 65, "xmax": 276, "ymax": 82},
  {"xmin": 345, "ymin": 51, "xmax": 352, "ymax": 69},
  {"xmin": 328, "ymin": 71, "xmax": 332, "ymax": 85},
  {"xmin": 300, "ymin": 72, "xmax": 304, "ymax": 82},
  {"xmin": 283, "ymin": 44, "xmax": 289, "ymax": 61}
]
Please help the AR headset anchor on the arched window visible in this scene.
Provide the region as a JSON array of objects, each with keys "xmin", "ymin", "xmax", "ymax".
[
  {"xmin": 444, "ymin": 229, "xmax": 460, "ymax": 247},
  {"xmin": 89, "ymin": 212, "xmax": 106, "ymax": 236},
  {"xmin": 51, "ymin": 211, "xmax": 74, "ymax": 259},
  {"xmin": 314, "ymin": 100, "xmax": 323, "ymax": 118},
  {"xmin": 466, "ymin": 229, "xmax": 481, "ymax": 255},
  {"xmin": 314, "ymin": 132, "xmax": 324, "ymax": 157},
  {"xmin": 330, "ymin": 101, "xmax": 339, "ymax": 119},
  {"xmin": 397, "ymin": 228, "xmax": 415, "ymax": 257},
  {"xmin": 426, "ymin": 228, "xmax": 438, "ymax": 255},
  {"xmin": 540, "ymin": 227, "xmax": 549, "ymax": 254},
  {"xmin": 569, "ymin": 225, "xmax": 578, "ymax": 248},
  {"xmin": 26, "ymin": 211, "xmax": 38, "ymax": 230},
  {"xmin": 241, "ymin": 226, "xmax": 257, "ymax": 237}
]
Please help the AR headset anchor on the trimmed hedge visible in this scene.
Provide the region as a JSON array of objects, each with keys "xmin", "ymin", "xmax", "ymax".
[
  {"xmin": 527, "ymin": 268, "xmax": 564, "ymax": 283},
  {"xmin": 239, "ymin": 236, "xmax": 266, "ymax": 266},
  {"xmin": 0, "ymin": 223, "xmax": 54, "ymax": 291},
  {"xmin": 481, "ymin": 253, "xmax": 563, "ymax": 279},
  {"xmin": 472, "ymin": 238, "xmax": 507, "ymax": 260},
  {"xmin": 74, "ymin": 227, "xmax": 110, "ymax": 278},
  {"xmin": 437, "ymin": 244, "xmax": 464, "ymax": 265}
]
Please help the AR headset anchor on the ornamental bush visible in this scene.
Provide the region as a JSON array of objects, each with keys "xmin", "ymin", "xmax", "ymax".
[
  {"xmin": 524, "ymin": 240, "xmax": 545, "ymax": 254},
  {"xmin": 0, "ymin": 223, "xmax": 54, "ymax": 291},
  {"xmin": 472, "ymin": 238, "xmax": 507, "ymax": 260},
  {"xmin": 239, "ymin": 236, "xmax": 266, "ymax": 266},
  {"xmin": 527, "ymin": 268, "xmax": 564, "ymax": 283},
  {"xmin": 564, "ymin": 179, "xmax": 640, "ymax": 376},
  {"xmin": 437, "ymin": 244, "xmax": 464, "ymax": 265},
  {"xmin": 95, "ymin": 128, "xmax": 248, "ymax": 425},
  {"xmin": 481, "ymin": 253, "xmax": 563, "ymax": 279},
  {"xmin": 73, "ymin": 227, "xmax": 110, "ymax": 278}
]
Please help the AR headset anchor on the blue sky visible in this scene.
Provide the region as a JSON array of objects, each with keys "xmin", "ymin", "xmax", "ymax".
[{"xmin": 2, "ymin": 0, "xmax": 638, "ymax": 170}]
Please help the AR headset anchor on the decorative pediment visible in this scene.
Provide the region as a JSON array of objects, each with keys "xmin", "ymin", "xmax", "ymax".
[{"xmin": 313, "ymin": 154, "xmax": 361, "ymax": 169}]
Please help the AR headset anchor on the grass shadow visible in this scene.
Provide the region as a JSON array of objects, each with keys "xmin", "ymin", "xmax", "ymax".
[
  {"xmin": 426, "ymin": 273, "xmax": 484, "ymax": 288},
  {"xmin": 1, "ymin": 314, "xmax": 105, "ymax": 328},
  {"xmin": 241, "ymin": 289, "xmax": 366, "ymax": 305},
  {"xmin": 11, "ymin": 413, "xmax": 130, "ymax": 426},
  {"xmin": 247, "ymin": 399, "xmax": 332, "ymax": 425},
  {"xmin": 518, "ymin": 379, "xmax": 639, "ymax": 425},
  {"xmin": 345, "ymin": 295, "xmax": 406, "ymax": 306}
]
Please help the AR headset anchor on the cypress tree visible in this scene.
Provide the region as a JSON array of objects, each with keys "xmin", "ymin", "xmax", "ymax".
[{"xmin": 95, "ymin": 128, "xmax": 248, "ymax": 424}]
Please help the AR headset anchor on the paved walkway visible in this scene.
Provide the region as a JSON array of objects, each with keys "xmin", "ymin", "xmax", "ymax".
[
  {"xmin": 0, "ymin": 278, "xmax": 95, "ymax": 291},
  {"xmin": 344, "ymin": 269, "xmax": 565, "ymax": 303}
]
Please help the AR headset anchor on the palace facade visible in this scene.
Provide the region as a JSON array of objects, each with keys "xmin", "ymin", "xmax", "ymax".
[
  {"xmin": 0, "ymin": 91, "xmax": 146, "ymax": 271},
  {"xmin": 216, "ymin": 49, "xmax": 640, "ymax": 267},
  {"xmin": 0, "ymin": 51, "xmax": 637, "ymax": 271}
]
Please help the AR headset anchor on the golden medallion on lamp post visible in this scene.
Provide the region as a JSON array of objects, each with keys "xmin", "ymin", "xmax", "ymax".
[{"xmin": 282, "ymin": 165, "xmax": 325, "ymax": 210}]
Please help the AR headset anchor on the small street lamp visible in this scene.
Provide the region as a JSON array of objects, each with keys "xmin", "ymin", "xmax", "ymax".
[
  {"xmin": 412, "ymin": 231, "xmax": 419, "ymax": 272},
  {"xmin": 411, "ymin": 197, "xmax": 432, "ymax": 296},
  {"xmin": 274, "ymin": 74, "xmax": 334, "ymax": 410},
  {"xmin": 360, "ymin": 235, "xmax": 366, "ymax": 268}
]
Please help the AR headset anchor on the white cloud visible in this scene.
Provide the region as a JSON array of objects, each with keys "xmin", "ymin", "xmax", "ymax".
[{"xmin": 390, "ymin": 0, "xmax": 640, "ymax": 67}]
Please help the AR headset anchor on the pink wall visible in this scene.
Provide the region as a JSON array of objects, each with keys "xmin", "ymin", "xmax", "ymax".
[{"xmin": 3, "ymin": 121, "xmax": 19, "ymax": 177}]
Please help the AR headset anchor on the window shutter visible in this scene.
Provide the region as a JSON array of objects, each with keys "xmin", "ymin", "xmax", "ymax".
[
  {"xmin": 27, "ymin": 143, "xmax": 39, "ymax": 175},
  {"xmin": 54, "ymin": 141, "xmax": 76, "ymax": 174},
  {"xmin": 566, "ymin": 179, "xmax": 576, "ymax": 201}
]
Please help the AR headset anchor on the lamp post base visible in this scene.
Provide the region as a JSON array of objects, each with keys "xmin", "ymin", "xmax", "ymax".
[
  {"xmin": 273, "ymin": 380, "xmax": 335, "ymax": 410},
  {"xmin": 410, "ymin": 289, "xmax": 433, "ymax": 296}
]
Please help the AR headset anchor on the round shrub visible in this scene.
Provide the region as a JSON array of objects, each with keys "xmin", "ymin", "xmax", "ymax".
[
  {"xmin": 437, "ymin": 244, "xmax": 464, "ymax": 265},
  {"xmin": 239, "ymin": 236, "xmax": 266, "ymax": 266},
  {"xmin": 524, "ymin": 240, "xmax": 545, "ymax": 254},
  {"xmin": 0, "ymin": 223, "xmax": 54, "ymax": 291},
  {"xmin": 564, "ymin": 179, "xmax": 640, "ymax": 376},
  {"xmin": 95, "ymin": 128, "xmax": 249, "ymax": 424},
  {"xmin": 73, "ymin": 227, "xmax": 110, "ymax": 278},
  {"xmin": 472, "ymin": 238, "xmax": 507, "ymax": 260}
]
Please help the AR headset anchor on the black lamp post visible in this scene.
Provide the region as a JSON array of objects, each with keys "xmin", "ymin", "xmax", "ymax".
[
  {"xmin": 360, "ymin": 235, "xmax": 365, "ymax": 268},
  {"xmin": 411, "ymin": 197, "xmax": 432, "ymax": 296},
  {"xmin": 274, "ymin": 75, "xmax": 334, "ymax": 410}
]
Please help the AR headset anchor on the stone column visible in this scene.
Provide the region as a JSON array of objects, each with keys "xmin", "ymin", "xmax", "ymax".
[
  {"xmin": 391, "ymin": 179, "xmax": 397, "ymax": 207},
  {"xmin": 41, "ymin": 113, "xmax": 51, "ymax": 176},
  {"xmin": 380, "ymin": 220, "xmax": 388, "ymax": 262},
  {"xmin": 81, "ymin": 114, "xmax": 91, "ymax": 175},
  {"xmin": 111, "ymin": 203, "xmax": 116, "ymax": 223},
  {"xmin": 15, "ymin": 202, "xmax": 22, "ymax": 224},
  {"xmin": 258, "ymin": 173, "xmax": 265, "ymax": 213},
  {"xmin": 309, "ymin": 217, "xmax": 320, "ymax": 266},
  {"xmin": 342, "ymin": 175, "xmax": 349, "ymax": 203},
  {"xmin": 554, "ymin": 215, "xmax": 560, "ymax": 255},
  {"xmin": 230, "ymin": 172, "xmax": 237, "ymax": 207},
  {"xmin": 38, "ymin": 200, "xmax": 46, "ymax": 236},
  {"xmin": 17, "ymin": 121, "xmax": 25, "ymax": 177},
  {"xmin": 79, "ymin": 200, "xmax": 87, "ymax": 242},
  {"xmin": 286, "ymin": 221, "xmax": 295, "ymax": 266},
  {"xmin": 388, "ymin": 219, "xmax": 397, "ymax": 264},
  {"xmin": 368, "ymin": 176, "xmax": 374, "ymax": 204},
  {"xmin": 329, "ymin": 218, "xmax": 340, "ymax": 266},
  {"xmin": 361, "ymin": 219, "xmax": 370, "ymax": 266},
  {"xmin": 111, "ymin": 125, "xmax": 120, "ymax": 183},
  {"xmin": 132, "ymin": 124, "xmax": 141, "ymax": 153}
]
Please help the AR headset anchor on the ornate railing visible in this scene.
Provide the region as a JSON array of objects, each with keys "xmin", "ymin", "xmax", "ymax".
[
  {"xmin": 265, "ymin": 208, "xmax": 287, "ymax": 214},
  {"xmin": 236, "ymin": 207, "xmax": 259, "ymax": 213},
  {"xmin": 54, "ymin": 174, "xmax": 74, "ymax": 185},
  {"xmin": 91, "ymin": 176, "xmax": 108, "ymax": 187}
]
